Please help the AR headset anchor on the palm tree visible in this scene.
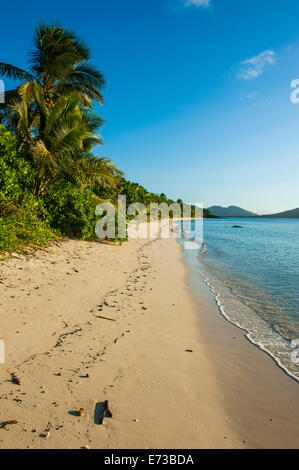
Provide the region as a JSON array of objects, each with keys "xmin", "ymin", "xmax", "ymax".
[
  {"xmin": 0, "ymin": 24, "xmax": 105, "ymax": 113},
  {"xmin": 9, "ymin": 88, "xmax": 121, "ymax": 196},
  {"xmin": 0, "ymin": 24, "xmax": 122, "ymax": 197},
  {"xmin": 0, "ymin": 24, "xmax": 106, "ymax": 141}
]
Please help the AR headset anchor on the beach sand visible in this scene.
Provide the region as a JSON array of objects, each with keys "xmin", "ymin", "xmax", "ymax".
[{"xmin": 0, "ymin": 234, "xmax": 298, "ymax": 449}]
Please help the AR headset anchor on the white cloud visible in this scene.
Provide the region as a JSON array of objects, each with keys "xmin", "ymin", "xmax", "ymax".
[
  {"xmin": 238, "ymin": 50, "xmax": 277, "ymax": 80},
  {"xmin": 184, "ymin": 0, "xmax": 211, "ymax": 8},
  {"xmin": 241, "ymin": 91, "xmax": 259, "ymax": 100}
]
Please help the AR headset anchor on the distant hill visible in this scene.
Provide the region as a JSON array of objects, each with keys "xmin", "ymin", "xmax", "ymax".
[
  {"xmin": 208, "ymin": 205, "xmax": 299, "ymax": 218},
  {"xmin": 262, "ymin": 208, "xmax": 299, "ymax": 218},
  {"xmin": 208, "ymin": 205, "xmax": 258, "ymax": 218}
]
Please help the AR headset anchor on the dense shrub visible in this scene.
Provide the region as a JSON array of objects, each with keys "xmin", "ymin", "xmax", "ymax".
[
  {"xmin": 44, "ymin": 182, "xmax": 102, "ymax": 240},
  {"xmin": 45, "ymin": 182, "xmax": 128, "ymax": 241},
  {"xmin": 0, "ymin": 125, "xmax": 36, "ymax": 209},
  {"xmin": 0, "ymin": 127, "xmax": 55, "ymax": 251},
  {"xmin": 0, "ymin": 125, "xmax": 128, "ymax": 248},
  {"xmin": 0, "ymin": 194, "xmax": 55, "ymax": 252}
]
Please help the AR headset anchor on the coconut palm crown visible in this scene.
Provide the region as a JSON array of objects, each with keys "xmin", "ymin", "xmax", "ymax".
[
  {"xmin": 0, "ymin": 24, "xmax": 105, "ymax": 110},
  {"xmin": 0, "ymin": 24, "xmax": 122, "ymax": 197}
]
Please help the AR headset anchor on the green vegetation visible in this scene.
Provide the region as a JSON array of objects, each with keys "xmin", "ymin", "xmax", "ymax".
[
  {"xmin": 0, "ymin": 24, "xmax": 212, "ymax": 252},
  {"xmin": 0, "ymin": 195, "xmax": 55, "ymax": 252}
]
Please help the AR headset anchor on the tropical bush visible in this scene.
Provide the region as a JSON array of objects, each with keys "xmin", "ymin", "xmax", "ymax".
[
  {"xmin": 44, "ymin": 182, "xmax": 101, "ymax": 240},
  {"xmin": 0, "ymin": 194, "xmax": 55, "ymax": 252},
  {"xmin": 0, "ymin": 125, "xmax": 35, "ymax": 208}
]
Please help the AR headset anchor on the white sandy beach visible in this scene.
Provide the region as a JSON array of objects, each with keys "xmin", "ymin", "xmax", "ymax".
[{"xmin": 0, "ymin": 232, "xmax": 298, "ymax": 449}]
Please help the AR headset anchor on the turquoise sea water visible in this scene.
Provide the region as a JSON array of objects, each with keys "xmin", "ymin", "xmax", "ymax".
[{"xmin": 180, "ymin": 218, "xmax": 299, "ymax": 381}]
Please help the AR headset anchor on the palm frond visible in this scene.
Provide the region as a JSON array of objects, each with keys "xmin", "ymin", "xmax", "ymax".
[
  {"xmin": 0, "ymin": 89, "xmax": 19, "ymax": 111},
  {"xmin": 57, "ymin": 83, "xmax": 104, "ymax": 104},
  {"xmin": 62, "ymin": 153, "xmax": 123, "ymax": 189},
  {"xmin": 18, "ymin": 82, "xmax": 43, "ymax": 104},
  {"xmin": 29, "ymin": 24, "xmax": 90, "ymax": 79},
  {"xmin": 0, "ymin": 63, "xmax": 36, "ymax": 82},
  {"xmin": 67, "ymin": 63, "xmax": 106, "ymax": 89},
  {"xmin": 82, "ymin": 110, "xmax": 105, "ymax": 132},
  {"xmin": 8, "ymin": 99, "xmax": 31, "ymax": 140},
  {"xmin": 82, "ymin": 135, "xmax": 104, "ymax": 150}
]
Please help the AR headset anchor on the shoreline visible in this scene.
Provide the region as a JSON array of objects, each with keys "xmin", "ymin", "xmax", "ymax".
[
  {"xmin": 180, "ymin": 240, "xmax": 299, "ymax": 448},
  {"xmin": 201, "ymin": 271, "xmax": 299, "ymax": 384},
  {"xmin": 178, "ymin": 217, "xmax": 299, "ymax": 383},
  {"xmin": 0, "ymin": 235, "xmax": 298, "ymax": 448}
]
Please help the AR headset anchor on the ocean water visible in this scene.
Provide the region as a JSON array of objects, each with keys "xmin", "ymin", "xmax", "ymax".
[{"xmin": 180, "ymin": 218, "xmax": 299, "ymax": 381}]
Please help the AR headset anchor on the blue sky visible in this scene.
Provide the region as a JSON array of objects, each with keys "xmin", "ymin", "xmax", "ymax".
[{"xmin": 2, "ymin": 0, "xmax": 299, "ymax": 213}]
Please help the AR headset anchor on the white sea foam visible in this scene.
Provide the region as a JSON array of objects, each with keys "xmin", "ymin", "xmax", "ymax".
[{"xmin": 200, "ymin": 269, "xmax": 299, "ymax": 382}]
